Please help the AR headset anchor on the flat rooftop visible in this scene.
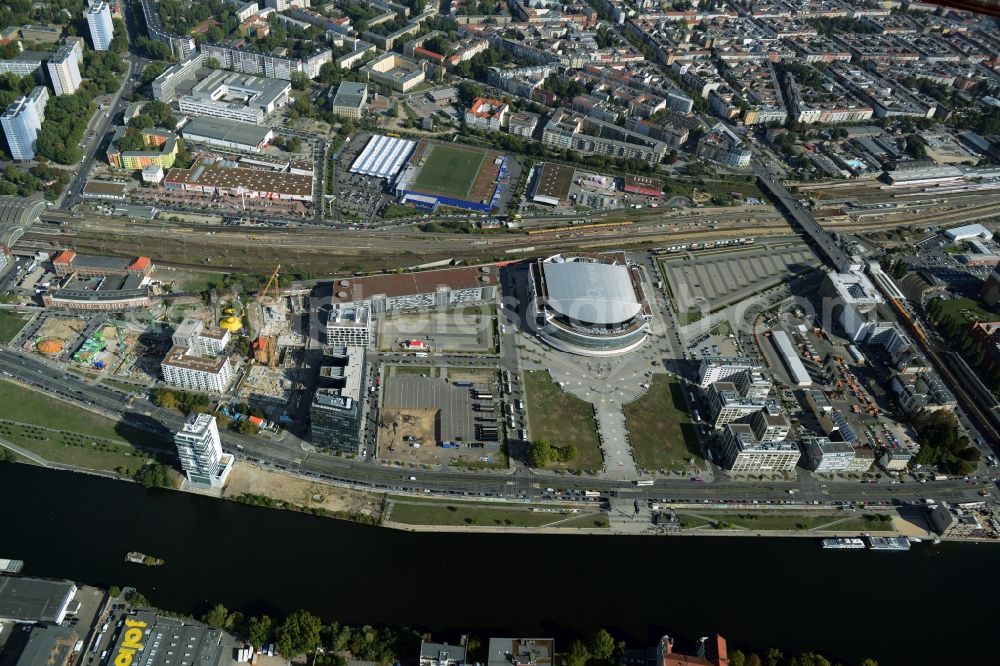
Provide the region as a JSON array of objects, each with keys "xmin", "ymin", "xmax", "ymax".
[
  {"xmin": 328, "ymin": 264, "xmax": 497, "ymax": 305},
  {"xmin": 166, "ymin": 158, "xmax": 313, "ymax": 197},
  {"xmin": 181, "ymin": 116, "xmax": 271, "ymax": 148},
  {"xmin": 162, "ymin": 345, "xmax": 230, "ymax": 374},
  {"xmin": 0, "ymin": 577, "xmax": 76, "ymax": 624},
  {"xmin": 531, "ymin": 162, "xmax": 575, "ymax": 202},
  {"xmin": 105, "ymin": 610, "xmax": 233, "ymax": 666}
]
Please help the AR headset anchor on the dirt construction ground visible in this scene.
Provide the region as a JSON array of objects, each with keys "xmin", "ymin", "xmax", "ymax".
[
  {"xmin": 223, "ymin": 461, "xmax": 382, "ymax": 518},
  {"xmin": 36, "ymin": 317, "xmax": 87, "ymax": 343},
  {"xmin": 378, "ymin": 407, "xmax": 438, "ymax": 464}
]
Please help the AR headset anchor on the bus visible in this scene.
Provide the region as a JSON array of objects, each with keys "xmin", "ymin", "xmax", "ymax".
[
  {"xmin": 634, "ymin": 480, "xmax": 654, "ymax": 487},
  {"xmin": 584, "ymin": 490, "xmax": 601, "ymax": 498},
  {"xmin": 414, "ymin": 352, "xmax": 428, "ymax": 358},
  {"xmin": 474, "ymin": 392, "xmax": 494, "ymax": 400}
]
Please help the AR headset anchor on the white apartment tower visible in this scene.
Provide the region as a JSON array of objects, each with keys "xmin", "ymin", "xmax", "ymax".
[
  {"xmin": 1, "ymin": 86, "xmax": 49, "ymax": 160},
  {"xmin": 161, "ymin": 346, "xmax": 236, "ymax": 393},
  {"xmin": 174, "ymin": 413, "xmax": 233, "ymax": 487},
  {"xmin": 86, "ymin": 1, "xmax": 115, "ymax": 51},
  {"xmin": 47, "ymin": 42, "xmax": 83, "ymax": 96}
]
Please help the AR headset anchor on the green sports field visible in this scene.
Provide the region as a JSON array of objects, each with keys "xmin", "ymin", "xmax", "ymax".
[{"xmin": 411, "ymin": 145, "xmax": 486, "ymax": 199}]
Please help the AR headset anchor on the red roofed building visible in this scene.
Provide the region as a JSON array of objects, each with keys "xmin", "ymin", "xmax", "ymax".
[
  {"xmin": 658, "ymin": 635, "xmax": 728, "ymax": 666},
  {"xmin": 51, "ymin": 249, "xmax": 153, "ymax": 277},
  {"xmin": 413, "ymin": 46, "xmax": 445, "ymax": 64},
  {"xmin": 464, "ymin": 97, "xmax": 510, "ymax": 131}
]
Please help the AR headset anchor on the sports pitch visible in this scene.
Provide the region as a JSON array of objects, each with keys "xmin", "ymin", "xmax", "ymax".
[{"xmin": 411, "ymin": 145, "xmax": 487, "ymax": 199}]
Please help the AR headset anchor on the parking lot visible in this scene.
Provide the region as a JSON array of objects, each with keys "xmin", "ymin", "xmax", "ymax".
[
  {"xmin": 379, "ymin": 310, "xmax": 495, "ymax": 353},
  {"xmin": 662, "ymin": 244, "xmax": 820, "ymax": 314}
]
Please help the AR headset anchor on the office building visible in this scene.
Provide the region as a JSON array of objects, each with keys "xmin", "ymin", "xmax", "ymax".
[
  {"xmin": 151, "ymin": 52, "xmax": 206, "ymax": 101},
  {"xmin": 177, "ymin": 69, "xmax": 291, "ymax": 124},
  {"xmin": 1, "ymin": 87, "xmax": 49, "ymax": 160},
  {"xmin": 310, "ymin": 346, "xmax": 365, "ymax": 453},
  {"xmin": 325, "ymin": 305, "xmax": 372, "ymax": 346},
  {"xmin": 707, "ymin": 381, "xmax": 765, "ymax": 428},
  {"xmin": 329, "ymin": 81, "xmax": 367, "ymax": 119},
  {"xmin": 42, "ymin": 274, "xmax": 151, "ymax": 311},
  {"xmin": 161, "ymin": 346, "xmax": 236, "ymax": 393},
  {"xmin": 174, "ymin": 413, "xmax": 233, "ymax": 487},
  {"xmin": 722, "ymin": 424, "xmax": 800, "ymax": 474},
  {"xmin": 802, "ymin": 436, "xmax": 856, "ymax": 472},
  {"xmin": 86, "ymin": 1, "xmax": 114, "ymax": 51},
  {"xmin": 420, "ymin": 641, "xmax": 467, "ymax": 666},
  {"xmin": 696, "ymin": 357, "xmax": 759, "ymax": 388},
  {"xmin": 750, "ymin": 403, "xmax": 791, "ymax": 442},
  {"xmin": 46, "ymin": 42, "xmax": 83, "ymax": 96},
  {"xmin": 819, "ymin": 270, "xmax": 885, "ymax": 341}
]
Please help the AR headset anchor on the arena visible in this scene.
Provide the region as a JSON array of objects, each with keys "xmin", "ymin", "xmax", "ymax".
[{"xmin": 528, "ymin": 253, "xmax": 651, "ymax": 356}]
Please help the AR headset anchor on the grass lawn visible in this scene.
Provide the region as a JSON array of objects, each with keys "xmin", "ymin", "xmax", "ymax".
[
  {"xmin": 522, "ymin": 370, "xmax": 602, "ymax": 471},
  {"xmin": 389, "ymin": 501, "xmax": 582, "ymax": 527},
  {"xmin": 412, "ymin": 145, "xmax": 485, "ymax": 199},
  {"xmin": 0, "ymin": 310, "xmax": 28, "ymax": 343},
  {"xmin": 933, "ymin": 297, "xmax": 1000, "ymax": 326},
  {"xmin": 0, "ymin": 421, "xmax": 159, "ymax": 474},
  {"xmin": 381, "ymin": 204, "xmax": 423, "ymax": 219},
  {"xmin": 553, "ymin": 512, "xmax": 610, "ymax": 529},
  {"xmin": 679, "ymin": 511, "xmax": 892, "ymax": 531},
  {"xmin": 0, "ymin": 380, "xmax": 172, "ymax": 451},
  {"xmin": 624, "ymin": 376, "xmax": 701, "ymax": 472}
]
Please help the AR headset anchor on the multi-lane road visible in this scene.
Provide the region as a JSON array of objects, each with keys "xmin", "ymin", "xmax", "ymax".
[{"xmin": 0, "ymin": 343, "xmax": 992, "ymax": 507}]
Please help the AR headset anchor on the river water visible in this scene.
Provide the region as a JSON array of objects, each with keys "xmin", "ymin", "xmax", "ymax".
[{"xmin": 0, "ymin": 465, "xmax": 994, "ymax": 665}]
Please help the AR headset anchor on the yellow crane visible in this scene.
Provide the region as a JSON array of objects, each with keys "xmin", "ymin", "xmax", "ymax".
[
  {"xmin": 259, "ymin": 265, "xmax": 281, "ymax": 370},
  {"xmin": 261, "ymin": 264, "xmax": 281, "ymax": 301}
]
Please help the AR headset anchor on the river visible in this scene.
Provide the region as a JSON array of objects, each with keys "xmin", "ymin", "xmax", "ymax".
[{"xmin": 0, "ymin": 465, "xmax": 994, "ymax": 665}]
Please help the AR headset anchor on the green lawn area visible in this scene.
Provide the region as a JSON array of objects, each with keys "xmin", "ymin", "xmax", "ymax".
[
  {"xmin": 932, "ymin": 297, "xmax": 1000, "ymax": 326},
  {"xmin": 0, "ymin": 421, "xmax": 159, "ymax": 474},
  {"xmin": 412, "ymin": 145, "xmax": 485, "ymax": 199},
  {"xmin": 624, "ymin": 376, "xmax": 701, "ymax": 472},
  {"xmin": 522, "ymin": 370, "xmax": 602, "ymax": 471},
  {"xmin": 381, "ymin": 204, "xmax": 423, "ymax": 219},
  {"xmin": 0, "ymin": 380, "xmax": 172, "ymax": 452},
  {"xmin": 554, "ymin": 512, "xmax": 610, "ymax": 529},
  {"xmin": 173, "ymin": 270, "xmax": 225, "ymax": 293},
  {"xmin": 389, "ymin": 501, "xmax": 593, "ymax": 527},
  {"xmin": 678, "ymin": 511, "xmax": 892, "ymax": 532},
  {"xmin": 0, "ymin": 310, "xmax": 28, "ymax": 343}
]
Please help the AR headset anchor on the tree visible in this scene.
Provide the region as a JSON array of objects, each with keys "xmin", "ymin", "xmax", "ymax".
[
  {"xmin": 275, "ymin": 610, "xmax": 323, "ymax": 656},
  {"xmin": 0, "ymin": 448, "xmax": 13, "ymax": 464},
  {"xmin": 202, "ymin": 604, "xmax": 238, "ymax": 629},
  {"xmin": 565, "ymin": 640, "xmax": 590, "ymax": 666},
  {"xmin": 237, "ymin": 419, "xmax": 259, "ymax": 435},
  {"xmin": 527, "ymin": 440, "xmax": 551, "ymax": 467},
  {"xmin": 290, "ymin": 71, "xmax": 311, "ymax": 90},
  {"xmin": 135, "ymin": 463, "xmax": 175, "ymax": 489},
  {"xmin": 730, "ymin": 651, "xmax": 746, "ymax": 666},
  {"xmin": 588, "ymin": 629, "xmax": 615, "ymax": 662},
  {"xmin": 247, "ymin": 615, "xmax": 273, "ymax": 647}
]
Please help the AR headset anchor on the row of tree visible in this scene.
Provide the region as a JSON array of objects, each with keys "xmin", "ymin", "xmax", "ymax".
[
  {"xmin": 527, "ymin": 439, "xmax": 577, "ymax": 467},
  {"xmin": 151, "ymin": 388, "xmax": 213, "ymax": 415}
]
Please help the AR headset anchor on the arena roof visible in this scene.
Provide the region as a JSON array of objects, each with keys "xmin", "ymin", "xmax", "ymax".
[
  {"xmin": 542, "ymin": 256, "xmax": 641, "ymax": 325},
  {"xmin": 0, "ymin": 195, "xmax": 46, "ymax": 246},
  {"xmin": 349, "ymin": 134, "xmax": 416, "ymax": 179}
]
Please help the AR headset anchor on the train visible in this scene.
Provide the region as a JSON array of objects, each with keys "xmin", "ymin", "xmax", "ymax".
[
  {"xmin": 526, "ymin": 221, "xmax": 634, "ymax": 235},
  {"xmin": 652, "ymin": 237, "xmax": 755, "ymax": 255}
]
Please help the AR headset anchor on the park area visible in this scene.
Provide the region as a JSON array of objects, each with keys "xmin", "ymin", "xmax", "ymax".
[
  {"xmin": 411, "ymin": 145, "xmax": 486, "ymax": 199},
  {"xmin": 0, "ymin": 379, "xmax": 173, "ymax": 473},
  {"xmin": 624, "ymin": 375, "xmax": 702, "ymax": 472},
  {"xmin": 0, "ymin": 310, "xmax": 28, "ymax": 343},
  {"xmin": 675, "ymin": 509, "xmax": 895, "ymax": 533},
  {"xmin": 387, "ymin": 497, "xmax": 608, "ymax": 529},
  {"xmin": 522, "ymin": 370, "xmax": 602, "ymax": 471}
]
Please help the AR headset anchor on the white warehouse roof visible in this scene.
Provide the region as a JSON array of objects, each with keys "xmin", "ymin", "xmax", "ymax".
[
  {"xmin": 349, "ymin": 134, "xmax": 416, "ymax": 179},
  {"xmin": 945, "ymin": 223, "xmax": 993, "ymax": 242},
  {"xmin": 542, "ymin": 256, "xmax": 641, "ymax": 325},
  {"xmin": 770, "ymin": 329, "xmax": 811, "ymax": 387}
]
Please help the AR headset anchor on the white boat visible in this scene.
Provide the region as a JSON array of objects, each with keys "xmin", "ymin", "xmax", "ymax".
[
  {"xmin": 821, "ymin": 538, "xmax": 866, "ymax": 549},
  {"xmin": 867, "ymin": 536, "xmax": 911, "ymax": 552}
]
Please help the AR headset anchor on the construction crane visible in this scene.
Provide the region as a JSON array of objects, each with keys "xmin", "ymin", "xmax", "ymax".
[
  {"xmin": 267, "ymin": 335, "xmax": 277, "ymax": 370},
  {"xmin": 261, "ymin": 264, "xmax": 281, "ymax": 301}
]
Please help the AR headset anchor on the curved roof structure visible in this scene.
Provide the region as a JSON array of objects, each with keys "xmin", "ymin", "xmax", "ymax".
[
  {"xmin": 219, "ymin": 316, "xmax": 243, "ymax": 332},
  {"xmin": 0, "ymin": 196, "xmax": 46, "ymax": 247},
  {"xmin": 542, "ymin": 255, "xmax": 641, "ymax": 325}
]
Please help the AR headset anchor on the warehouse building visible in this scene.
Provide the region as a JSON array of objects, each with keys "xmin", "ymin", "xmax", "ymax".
[
  {"xmin": 179, "ymin": 116, "xmax": 273, "ymax": 154},
  {"xmin": 327, "ymin": 264, "xmax": 498, "ymax": 314},
  {"xmin": 769, "ymin": 329, "xmax": 812, "ymax": 387},
  {"xmin": 528, "ymin": 252, "xmax": 651, "ymax": 356},
  {"xmin": 51, "ymin": 250, "xmax": 152, "ymax": 277},
  {"xmin": 164, "ymin": 157, "xmax": 313, "ymax": 203},
  {"xmin": 105, "ymin": 610, "xmax": 239, "ymax": 666},
  {"xmin": 529, "ymin": 162, "xmax": 574, "ymax": 206},
  {"xmin": 0, "ymin": 577, "xmax": 77, "ymax": 625},
  {"xmin": 349, "ymin": 134, "xmax": 417, "ymax": 179}
]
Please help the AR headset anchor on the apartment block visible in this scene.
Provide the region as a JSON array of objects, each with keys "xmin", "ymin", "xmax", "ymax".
[
  {"xmin": 46, "ymin": 41, "xmax": 83, "ymax": 96},
  {"xmin": 161, "ymin": 346, "xmax": 236, "ymax": 393},
  {"xmin": 86, "ymin": 1, "xmax": 114, "ymax": 51},
  {"xmin": 325, "ymin": 305, "xmax": 372, "ymax": 347},
  {"xmin": 174, "ymin": 413, "xmax": 233, "ymax": 487},
  {"xmin": 1, "ymin": 87, "xmax": 49, "ymax": 160}
]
